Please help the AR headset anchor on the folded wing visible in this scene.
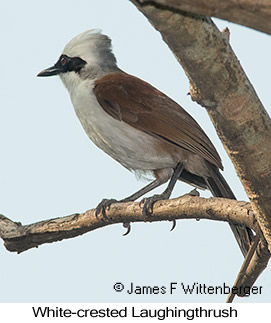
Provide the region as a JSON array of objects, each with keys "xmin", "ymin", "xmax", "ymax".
[{"xmin": 94, "ymin": 72, "xmax": 223, "ymax": 170}]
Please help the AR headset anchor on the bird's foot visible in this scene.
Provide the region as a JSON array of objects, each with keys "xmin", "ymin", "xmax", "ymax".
[
  {"xmin": 95, "ymin": 199, "xmax": 132, "ymax": 236},
  {"xmin": 140, "ymin": 194, "xmax": 176, "ymax": 231},
  {"xmin": 95, "ymin": 198, "xmax": 118, "ymax": 220},
  {"xmin": 140, "ymin": 194, "xmax": 166, "ymax": 217},
  {"xmin": 122, "ymin": 222, "xmax": 131, "ymax": 236},
  {"xmin": 169, "ymin": 190, "xmax": 199, "ymax": 231},
  {"xmin": 170, "ymin": 220, "xmax": 176, "ymax": 232}
]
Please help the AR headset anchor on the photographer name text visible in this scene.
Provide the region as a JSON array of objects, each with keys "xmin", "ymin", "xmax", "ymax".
[{"xmin": 113, "ymin": 282, "xmax": 262, "ymax": 297}]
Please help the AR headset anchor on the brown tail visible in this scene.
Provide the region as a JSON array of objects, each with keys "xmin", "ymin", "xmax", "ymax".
[{"xmin": 206, "ymin": 165, "xmax": 254, "ymax": 257}]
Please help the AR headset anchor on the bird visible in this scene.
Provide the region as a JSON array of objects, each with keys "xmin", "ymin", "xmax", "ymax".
[{"xmin": 37, "ymin": 29, "xmax": 253, "ymax": 256}]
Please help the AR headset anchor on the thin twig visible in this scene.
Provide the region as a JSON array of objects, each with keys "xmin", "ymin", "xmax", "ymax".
[{"xmin": 226, "ymin": 236, "xmax": 260, "ymax": 303}]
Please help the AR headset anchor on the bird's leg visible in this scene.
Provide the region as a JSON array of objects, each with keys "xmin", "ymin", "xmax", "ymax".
[
  {"xmin": 140, "ymin": 163, "xmax": 184, "ymax": 218},
  {"xmin": 95, "ymin": 179, "xmax": 164, "ymax": 234}
]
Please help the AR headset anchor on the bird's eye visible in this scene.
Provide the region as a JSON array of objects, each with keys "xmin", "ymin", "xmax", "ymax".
[{"xmin": 60, "ymin": 56, "xmax": 67, "ymax": 66}]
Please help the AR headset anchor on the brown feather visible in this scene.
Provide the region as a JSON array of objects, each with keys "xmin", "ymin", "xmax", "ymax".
[{"xmin": 94, "ymin": 72, "xmax": 223, "ymax": 170}]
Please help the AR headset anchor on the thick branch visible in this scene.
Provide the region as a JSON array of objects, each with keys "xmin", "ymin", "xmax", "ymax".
[
  {"xmin": 0, "ymin": 195, "xmax": 270, "ymax": 296},
  {"xmin": 0, "ymin": 195, "xmax": 269, "ymax": 297},
  {"xmin": 130, "ymin": 0, "xmax": 271, "ymax": 255},
  {"xmin": 138, "ymin": 0, "xmax": 271, "ymax": 35},
  {"xmin": 0, "ymin": 196, "xmax": 258, "ymax": 253}
]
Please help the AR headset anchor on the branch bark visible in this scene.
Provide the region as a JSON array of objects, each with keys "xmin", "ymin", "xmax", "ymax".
[
  {"xmin": 0, "ymin": 195, "xmax": 269, "ymax": 298},
  {"xmin": 137, "ymin": 0, "xmax": 271, "ymax": 35},
  {"xmin": 128, "ymin": 0, "xmax": 271, "ymax": 299},
  {"xmin": 130, "ymin": 0, "xmax": 271, "ymax": 256},
  {"xmin": 226, "ymin": 235, "xmax": 270, "ymax": 298},
  {"xmin": 0, "ymin": 196, "xmax": 257, "ymax": 253}
]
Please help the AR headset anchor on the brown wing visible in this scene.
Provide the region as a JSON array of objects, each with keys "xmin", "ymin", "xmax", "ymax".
[{"xmin": 94, "ymin": 72, "xmax": 223, "ymax": 170}]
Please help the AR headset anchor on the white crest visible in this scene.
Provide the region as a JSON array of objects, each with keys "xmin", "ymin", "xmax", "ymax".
[{"xmin": 62, "ymin": 29, "xmax": 117, "ymax": 68}]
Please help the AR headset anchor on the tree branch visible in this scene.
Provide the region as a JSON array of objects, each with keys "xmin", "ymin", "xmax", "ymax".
[
  {"xmin": 0, "ymin": 195, "xmax": 269, "ymax": 299},
  {"xmin": 127, "ymin": 1, "xmax": 271, "ymax": 299},
  {"xmin": 137, "ymin": 0, "xmax": 271, "ymax": 35},
  {"xmin": 0, "ymin": 196, "xmax": 258, "ymax": 253},
  {"xmin": 130, "ymin": 0, "xmax": 271, "ymax": 257},
  {"xmin": 227, "ymin": 235, "xmax": 259, "ymax": 302}
]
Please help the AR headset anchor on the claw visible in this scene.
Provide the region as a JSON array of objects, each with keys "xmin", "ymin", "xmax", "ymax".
[
  {"xmin": 140, "ymin": 194, "xmax": 164, "ymax": 217},
  {"xmin": 170, "ymin": 219, "xmax": 176, "ymax": 232},
  {"xmin": 95, "ymin": 198, "xmax": 118, "ymax": 220},
  {"xmin": 141, "ymin": 198, "xmax": 154, "ymax": 217},
  {"xmin": 122, "ymin": 222, "xmax": 131, "ymax": 236},
  {"xmin": 139, "ymin": 199, "xmax": 145, "ymax": 209}
]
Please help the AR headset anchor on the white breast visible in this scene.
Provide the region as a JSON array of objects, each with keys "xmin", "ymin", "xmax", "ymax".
[{"xmin": 65, "ymin": 77, "xmax": 177, "ymax": 173}]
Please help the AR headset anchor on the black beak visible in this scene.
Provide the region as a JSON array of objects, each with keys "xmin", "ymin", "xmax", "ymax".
[{"xmin": 37, "ymin": 65, "xmax": 62, "ymax": 77}]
